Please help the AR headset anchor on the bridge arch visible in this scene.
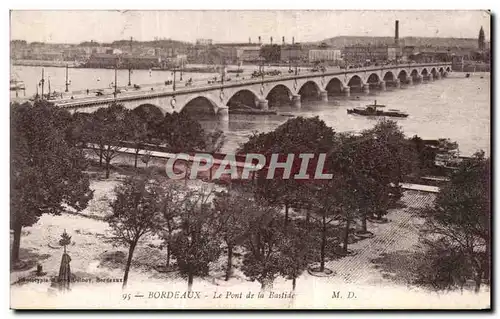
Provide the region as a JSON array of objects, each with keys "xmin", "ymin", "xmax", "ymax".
[
  {"xmin": 182, "ymin": 95, "xmax": 218, "ymax": 117},
  {"xmin": 421, "ymin": 68, "xmax": 429, "ymax": 76},
  {"xmin": 133, "ymin": 103, "xmax": 164, "ymax": 117},
  {"xmin": 397, "ymin": 70, "xmax": 408, "ymax": 82},
  {"xmin": 366, "ymin": 73, "xmax": 381, "ymax": 84},
  {"xmin": 382, "ymin": 71, "xmax": 395, "ymax": 82},
  {"xmin": 438, "ymin": 67, "xmax": 444, "ymax": 74},
  {"xmin": 430, "ymin": 68, "xmax": 438, "ymax": 77},
  {"xmin": 347, "ymin": 75, "xmax": 363, "ymax": 92},
  {"xmin": 266, "ymin": 84, "xmax": 293, "ymax": 107},
  {"xmin": 446, "ymin": 66, "xmax": 451, "ymax": 72},
  {"xmin": 298, "ymin": 80, "xmax": 321, "ymax": 100},
  {"xmin": 325, "ymin": 77, "xmax": 344, "ymax": 94},
  {"xmin": 226, "ymin": 89, "xmax": 260, "ymax": 109}
]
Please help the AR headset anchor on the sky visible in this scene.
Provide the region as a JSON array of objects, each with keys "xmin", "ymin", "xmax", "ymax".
[{"xmin": 10, "ymin": 10, "xmax": 491, "ymax": 44}]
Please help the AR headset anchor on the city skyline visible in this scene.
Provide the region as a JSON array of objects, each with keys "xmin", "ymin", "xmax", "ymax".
[{"xmin": 11, "ymin": 10, "xmax": 491, "ymax": 44}]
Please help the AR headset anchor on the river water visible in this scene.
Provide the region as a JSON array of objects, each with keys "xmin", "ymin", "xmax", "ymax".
[{"xmin": 11, "ymin": 66, "xmax": 490, "ymax": 157}]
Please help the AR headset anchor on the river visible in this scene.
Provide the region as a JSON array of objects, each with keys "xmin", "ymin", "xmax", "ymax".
[{"xmin": 11, "ymin": 66, "xmax": 490, "ymax": 157}]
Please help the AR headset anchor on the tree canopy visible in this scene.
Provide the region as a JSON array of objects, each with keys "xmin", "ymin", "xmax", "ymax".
[{"xmin": 11, "ymin": 101, "xmax": 93, "ymax": 262}]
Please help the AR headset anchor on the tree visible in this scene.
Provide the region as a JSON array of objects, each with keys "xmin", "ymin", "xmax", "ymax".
[
  {"xmin": 307, "ymin": 180, "xmax": 345, "ymax": 272},
  {"xmin": 169, "ymin": 189, "xmax": 221, "ymax": 291},
  {"xmin": 349, "ymin": 120, "xmax": 418, "ymax": 232},
  {"xmin": 157, "ymin": 181, "xmax": 185, "ymax": 269},
  {"xmin": 204, "ymin": 129, "xmax": 225, "ymax": 153},
  {"xmin": 11, "ymin": 101, "xmax": 93, "ymax": 263},
  {"xmin": 107, "ymin": 175, "xmax": 163, "ymax": 288},
  {"xmin": 240, "ymin": 116, "xmax": 336, "ymax": 227},
  {"xmin": 212, "ymin": 191, "xmax": 251, "ymax": 281},
  {"xmin": 419, "ymin": 152, "xmax": 490, "ymax": 293},
  {"xmin": 66, "ymin": 112, "xmax": 94, "ymax": 148},
  {"xmin": 86, "ymin": 103, "xmax": 130, "ymax": 178},
  {"xmin": 124, "ymin": 111, "xmax": 148, "ymax": 169},
  {"xmin": 131, "ymin": 104, "xmax": 164, "ymax": 143},
  {"xmin": 241, "ymin": 200, "xmax": 284, "ymax": 290},
  {"xmin": 156, "ymin": 111, "xmax": 207, "ymax": 152},
  {"xmin": 260, "ymin": 44, "xmax": 281, "ymax": 63},
  {"xmin": 278, "ymin": 220, "xmax": 314, "ymax": 290}
]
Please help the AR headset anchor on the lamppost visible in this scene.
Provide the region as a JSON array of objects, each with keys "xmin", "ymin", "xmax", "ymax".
[
  {"xmin": 180, "ymin": 59, "xmax": 184, "ymax": 82},
  {"xmin": 39, "ymin": 68, "xmax": 45, "ymax": 100},
  {"xmin": 113, "ymin": 58, "xmax": 118, "ymax": 99},
  {"xmin": 65, "ymin": 64, "xmax": 71, "ymax": 92},
  {"xmin": 260, "ymin": 57, "xmax": 265, "ymax": 83},
  {"xmin": 221, "ymin": 59, "xmax": 226, "ymax": 86},
  {"xmin": 128, "ymin": 36, "xmax": 133, "ymax": 86},
  {"xmin": 171, "ymin": 68, "xmax": 178, "ymax": 92}
]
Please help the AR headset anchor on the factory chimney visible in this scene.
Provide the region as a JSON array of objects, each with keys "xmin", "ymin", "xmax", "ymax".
[
  {"xmin": 292, "ymin": 37, "xmax": 295, "ymax": 45},
  {"xmin": 395, "ymin": 20, "xmax": 399, "ymax": 45},
  {"xmin": 249, "ymin": 37, "xmax": 251, "ymax": 44},
  {"xmin": 282, "ymin": 36, "xmax": 285, "ymax": 45},
  {"xmin": 258, "ymin": 36, "xmax": 261, "ymax": 45},
  {"xmin": 270, "ymin": 36, "xmax": 273, "ymax": 45}
]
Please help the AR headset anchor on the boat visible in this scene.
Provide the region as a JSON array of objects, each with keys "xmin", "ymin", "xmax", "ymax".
[
  {"xmin": 347, "ymin": 100, "xmax": 408, "ymax": 118},
  {"xmin": 228, "ymin": 101, "xmax": 277, "ymax": 115}
]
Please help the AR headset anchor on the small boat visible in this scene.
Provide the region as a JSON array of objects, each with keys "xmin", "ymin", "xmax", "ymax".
[
  {"xmin": 465, "ymin": 73, "xmax": 470, "ymax": 78},
  {"xmin": 347, "ymin": 100, "xmax": 408, "ymax": 118}
]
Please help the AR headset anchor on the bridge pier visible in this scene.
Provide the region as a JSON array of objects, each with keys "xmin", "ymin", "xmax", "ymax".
[
  {"xmin": 406, "ymin": 77, "xmax": 413, "ymax": 85},
  {"xmin": 443, "ymin": 72, "xmax": 448, "ymax": 78},
  {"xmin": 394, "ymin": 79, "xmax": 401, "ymax": 89},
  {"xmin": 343, "ymin": 86, "xmax": 351, "ymax": 97},
  {"xmin": 362, "ymin": 84, "xmax": 370, "ymax": 94},
  {"xmin": 435, "ymin": 73, "xmax": 441, "ymax": 80},
  {"xmin": 379, "ymin": 81, "xmax": 386, "ymax": 91},
  {"xmin": 291, "ymin": 94, "xmax": 301, "ymax": 108},
  {"xmin": 319, "ymin": 90, "xmax": 328, "ymax": 102},
  {"xmin": 428, "ymin": 74, "xmax": 434, "ymax": 81},
  {"xmin": 258, "ymin": 99, "xmax": 269, "ymax": 111},
  {"xmin": 217, "ymin": 107, "xmax": 229, "ymax": 121}
]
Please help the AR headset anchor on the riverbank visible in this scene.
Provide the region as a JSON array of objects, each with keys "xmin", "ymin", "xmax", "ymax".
[
  {"xmin": 12, "ymin": 60, "xmax": 223, "ymax": 73},
  {"xmin": 12, "ymin": 60, "xmax": 81, "ymax": 68}
]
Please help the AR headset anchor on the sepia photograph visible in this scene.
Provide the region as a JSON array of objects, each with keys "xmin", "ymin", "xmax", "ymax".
[{"xmin": 8, "ymin": 9, "xmax": 491, "ymax": 310}]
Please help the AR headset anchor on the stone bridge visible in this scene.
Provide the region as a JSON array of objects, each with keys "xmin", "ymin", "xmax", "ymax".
[{"xmin": 55, "ymin": 62, "xmax": 452, "ymax": 120}]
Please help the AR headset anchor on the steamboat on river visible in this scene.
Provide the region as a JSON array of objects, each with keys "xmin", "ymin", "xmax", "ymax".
[{"xmin": 347, "ymin": 100, "xmax": 409, "ymax": 118}]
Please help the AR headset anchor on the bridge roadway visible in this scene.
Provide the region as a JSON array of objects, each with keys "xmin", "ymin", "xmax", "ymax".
[{"xmin": 46, "ymin": 62, "xmax": 452, "ymax": 119}]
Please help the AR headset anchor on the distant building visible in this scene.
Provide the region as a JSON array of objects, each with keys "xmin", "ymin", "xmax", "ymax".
[
  {"xmin": 237, "ymin": 46, "xmax": 262, "ymax": 63},
  {"xmin": 196, "ymin": 39, "xmax": 213, "ymax": 46},
  {"xmin": 85, "ymin": 53, "xmax": 119, "ymax": 68},
  {"xmin": 308, "ymin": 49, "xmax": 342, "ymax": 62},
  {"xmin": 281, "ymin": 44, "xmax": 307, "ymax": 63},
  {"xmin": 121, "ymin": 55, "xmax": 160, "ymax": 69},
  {"xmin": 342, "ymin": 44, "xmax": 402, "ymax": 63},
  {"xmin": 34, "ymin": 51, "xmax": 64, "ymax": 61},
  {"xmin": 63, "ymin": 47, "xmax": 89, "ymax": 61},
  {"xmin": 219, "ymin": 46, "xmax": 239, "ymax": 64}
]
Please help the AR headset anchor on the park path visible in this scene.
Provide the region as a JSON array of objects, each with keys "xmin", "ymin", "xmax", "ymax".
[{"xmin": 320, "ymin": 190, "xmax": 436, "ymax": 286}]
